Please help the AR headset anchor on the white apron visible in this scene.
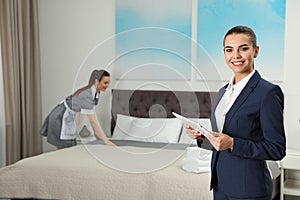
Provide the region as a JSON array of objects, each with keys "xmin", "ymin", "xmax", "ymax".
[{"xmin": 60, "ymin": 100, "xmax": 77, "ymax": 140}]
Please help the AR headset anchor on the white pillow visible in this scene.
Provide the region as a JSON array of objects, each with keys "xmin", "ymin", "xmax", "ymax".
[
  {"xmin": 178, "ymin": 118, "xmax": 212, "ymax": 144},
  {"xmin": 112, "ymin": 114, "xmax": 134, "ymax": 140},
  {"xmin": 112, "ymin": 114, "xmax": 182, "ymax": 143}
]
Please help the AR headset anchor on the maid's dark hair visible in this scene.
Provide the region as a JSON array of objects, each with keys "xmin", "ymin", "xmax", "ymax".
[{"xmin": 72, "ymin": 70, "xmax": 110, "ymax": 97}]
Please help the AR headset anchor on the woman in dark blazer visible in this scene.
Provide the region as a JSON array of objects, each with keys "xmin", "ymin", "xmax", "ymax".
[{"xmin": 187, "ymin": 26, "xmax": 286, "ymax": 200}]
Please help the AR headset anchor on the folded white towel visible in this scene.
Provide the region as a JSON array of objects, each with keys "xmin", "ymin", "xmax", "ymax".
[{"xmin": 182, "ymin": 147, "xmax": 212, "ymax": 173}]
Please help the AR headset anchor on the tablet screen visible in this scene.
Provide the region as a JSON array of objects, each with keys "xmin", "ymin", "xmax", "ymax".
[{"xmin": 172, "ymin": 112, "xmax": 212, "ymax": 135}]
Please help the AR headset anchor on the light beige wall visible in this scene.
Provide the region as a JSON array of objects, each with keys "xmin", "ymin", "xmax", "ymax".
[
  {"xmin": 282, "ymin": 0, "xmax": 300, "ymax": 150},
  {"xmin": 38, "ymin": 0, "xmax": 115, "ymax": 152},
  {"xmin": 38, "ymin": 0, "xmax": 300, "ymax": 152}
]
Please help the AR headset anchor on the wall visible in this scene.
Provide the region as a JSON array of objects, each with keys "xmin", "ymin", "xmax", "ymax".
[
  {"xmin": 38, "ymin": 0, "xmax": 300, "ymax": 152},
  {"xmin": 282, "ymin": 0, "xmax": 300, "ymax": 151},
  {"xmin": 38, "ymin": 0, "xmax": 115, "ymax": 151}
]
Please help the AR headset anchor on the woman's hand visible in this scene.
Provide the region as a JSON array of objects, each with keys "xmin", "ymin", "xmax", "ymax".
[
  {"xmin": 185, "ymin": 124, "xmax": 234, "ymax": 151},
  {"xmin": 103, "ymin": 139, "xmax": 117, "ymax": 147},
  {"xmin": 87, "ymin": 114, "xmax": 117, "ymax": 147},
  {"xmin": 204, "ymin": 132, "xmax": 234, "ymax": 151},
  {"xmin": 185, "ymin": 124, "xmax": 205, "ymax": 140}
]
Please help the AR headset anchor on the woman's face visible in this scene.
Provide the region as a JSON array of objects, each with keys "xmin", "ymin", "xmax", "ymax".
[
  {"xmin": 95, "ymin": 76, "xmax": 110, "ymax": 92},
  {"xmin": 224, "ymin": 33, "xmax": 259, "ymax": 82}
]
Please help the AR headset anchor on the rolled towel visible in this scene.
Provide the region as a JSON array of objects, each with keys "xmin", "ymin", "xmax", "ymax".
[{"xmin": 182, "ymin": 147, "xmax": 212, "ymax": 173}]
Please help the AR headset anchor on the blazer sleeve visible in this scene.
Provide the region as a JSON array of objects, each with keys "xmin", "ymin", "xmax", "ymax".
[
  {"xmin": 231, "ymin": 85, "xmax": 286, "ymax": 161},
  {"xmin": 197, "ymin": 138, "xmax": 213, "ymax": 150}
]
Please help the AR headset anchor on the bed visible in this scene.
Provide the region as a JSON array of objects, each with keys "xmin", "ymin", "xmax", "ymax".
[{"xmin": 0, "ymin": 89, "xmax": 280, "ymax": 200}]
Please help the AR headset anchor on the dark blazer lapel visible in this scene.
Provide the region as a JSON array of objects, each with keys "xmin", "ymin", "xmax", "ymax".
[
  {"xmin": 210, "ymin": 86, "xmax": 226, "ymax": 132},
  {"xmin": 223, "ymin": 71, "xmax": 261, "ymax": 131},
  {"xmin": 210, "ymin": 89, "xmax": 226, "ymax": 190}
]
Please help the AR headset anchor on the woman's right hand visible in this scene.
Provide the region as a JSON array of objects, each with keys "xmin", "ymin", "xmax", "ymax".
[
  {"xmin": 104, "ymin": 140, "xmax": 117, "ymax": 147},
  {"xmin": 186, "ymin": 124, "xmax": 205, "ymax": 140}
]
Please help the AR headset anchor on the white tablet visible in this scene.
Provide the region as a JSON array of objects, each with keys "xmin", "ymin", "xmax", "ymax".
[{"xmin": 172, "ymin": 112, "xmax": 212, "ymax": 135}]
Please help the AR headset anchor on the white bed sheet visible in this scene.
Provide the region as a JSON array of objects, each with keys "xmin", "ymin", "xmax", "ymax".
[{"xmin": 0, "ymin": 143, "xmax": 213, "ymax": 200}]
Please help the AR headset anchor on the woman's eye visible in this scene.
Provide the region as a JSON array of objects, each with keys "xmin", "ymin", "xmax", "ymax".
[{"xmin": 240, "ymin": 47, "xmax": 249, "ymax": 51}]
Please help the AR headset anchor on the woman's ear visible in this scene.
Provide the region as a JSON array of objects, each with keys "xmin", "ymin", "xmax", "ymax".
[
  {"xmin": 254, "ymin": 46, "xmax": 259, "ymax": 58},
  {"xmin": 94, "ymin": 79, "xmax": 99, "ymax": 86}
]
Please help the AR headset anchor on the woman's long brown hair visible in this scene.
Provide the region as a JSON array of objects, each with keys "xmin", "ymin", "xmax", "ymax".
[{"xmin": 72, "ymin": 70, "xmax": 110, "ymax": 97}]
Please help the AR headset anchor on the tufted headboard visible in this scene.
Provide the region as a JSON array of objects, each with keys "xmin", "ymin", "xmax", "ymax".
[{"xmin": 111, "ymin": 89, "xmax": 217, "ymax": 135}]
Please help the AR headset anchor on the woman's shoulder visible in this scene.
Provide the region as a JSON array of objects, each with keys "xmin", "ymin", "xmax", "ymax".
[
  {"xmin": 77, "ymin": 87, "xmax": 95, "ymax": 109},
  {"xmin": 258, "ymin": 77, "xmax": 282, "ymax": 91},
  {"xmin": 256, "ymin": 79, "xmax": 284, "ymax": 103},
  {"xmin": 78, "ymin": 87, "xmax": 93, "ymax": 98}
]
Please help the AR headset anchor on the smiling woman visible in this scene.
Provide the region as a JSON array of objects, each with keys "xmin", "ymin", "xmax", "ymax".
[
  {"xmin": 40, "ymin": 69, "xmax": 116, "ymax": 149},
  {"xmin": 187, "ymin": 25, "xmax": 286, "ymax": 200}
]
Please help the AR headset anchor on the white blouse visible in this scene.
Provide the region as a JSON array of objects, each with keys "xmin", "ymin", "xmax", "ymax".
[{"xmin": 215, "ymin": 70, "xmax": 255, "ymax": 132}]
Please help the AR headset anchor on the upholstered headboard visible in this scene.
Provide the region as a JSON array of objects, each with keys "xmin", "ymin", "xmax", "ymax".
[{"xmin": 110, "ymin": 89, "xmax": 217, "ymax": 135}]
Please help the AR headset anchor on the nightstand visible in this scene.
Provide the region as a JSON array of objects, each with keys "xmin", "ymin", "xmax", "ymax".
[{"xmin": 280, "ymin": 149, "xmax": 300, "ymax": 200}]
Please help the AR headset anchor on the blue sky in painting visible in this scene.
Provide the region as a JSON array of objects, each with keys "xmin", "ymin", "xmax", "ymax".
[
  {"xmin": 197, "ymin": 0, "xmax": 286, "ymax": 81},
  {"xmin": 115, "ymin": 0, "xmax": 286, "ymax": 81},
  {"xmin": 116, "ymin": 0, "xmax": 192, "ymax": 36},
  {"xmin": 115, "ymin": 0, "xmax": 192, "ymax": 80}
]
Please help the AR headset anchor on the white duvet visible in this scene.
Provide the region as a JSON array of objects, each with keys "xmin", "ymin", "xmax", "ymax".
[{"xmin": 0, "ymin": 144, "xmax": 213, "ymax": 200}]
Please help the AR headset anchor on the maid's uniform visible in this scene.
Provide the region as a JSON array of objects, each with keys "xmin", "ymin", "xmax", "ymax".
[{"xmin": 40, "ymin": 86, "xmax": 99, "ymax": 148}]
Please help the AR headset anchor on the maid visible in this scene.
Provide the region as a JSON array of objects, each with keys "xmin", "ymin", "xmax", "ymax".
[{"xmin": 41, "ymin": 69, "xmax": 116, "ymax": 149}]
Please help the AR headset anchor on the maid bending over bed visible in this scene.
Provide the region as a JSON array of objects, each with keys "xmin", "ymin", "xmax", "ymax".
[{"xmin": 40, "ymin": 69, "xmax": 116, "ymax": 149}]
